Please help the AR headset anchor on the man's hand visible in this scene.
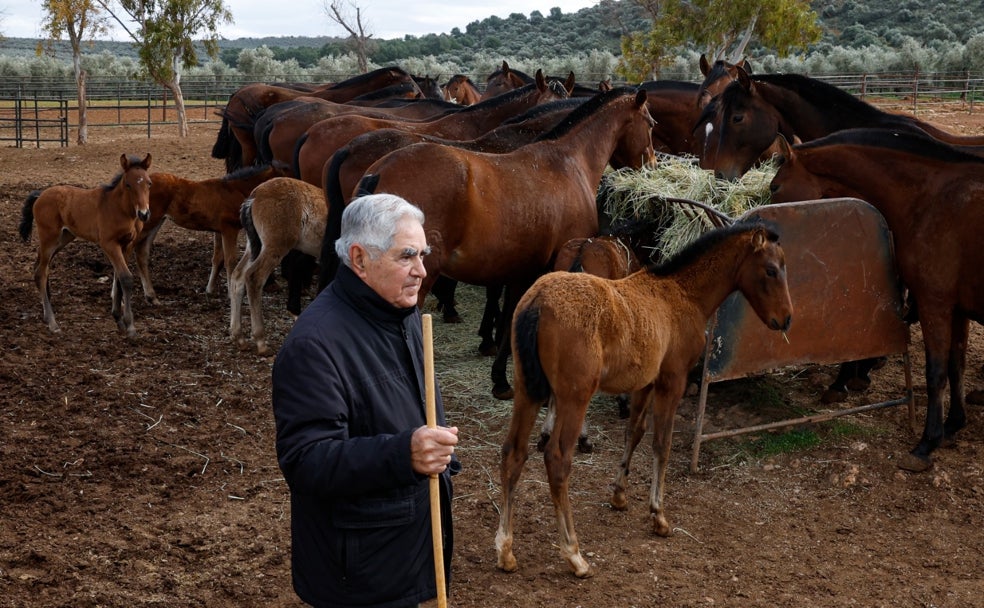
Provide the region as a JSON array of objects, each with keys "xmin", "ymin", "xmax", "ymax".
[{"xmin": 411, "ymin": 425, "xmax": 459, "ymax": 475}]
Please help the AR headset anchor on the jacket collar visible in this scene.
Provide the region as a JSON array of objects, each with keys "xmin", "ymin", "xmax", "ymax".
[{"xmin": 335, "ymin": 264, "xmax": 417, "ymax": 324}]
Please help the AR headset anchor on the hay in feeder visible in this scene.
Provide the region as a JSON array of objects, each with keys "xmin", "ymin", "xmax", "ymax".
[{"xmin": 601, "ymin": 155, "xmax": 778, "ymax": 259}]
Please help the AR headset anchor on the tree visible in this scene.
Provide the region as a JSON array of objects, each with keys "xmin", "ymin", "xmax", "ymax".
[
  {"xmin": 323, "ymin": 0, "xmax": 373, "ymax": 73},
  {"xmin": 39, "ymin": 1, "xmax": 110, "ymax": 144},
  {"xmin": 621, "ymin": 0, "xmax": 821, "ymax": 79},
  {"xmin": 96, "ymin": 0, "xmax": 232, "ymax": 136}
]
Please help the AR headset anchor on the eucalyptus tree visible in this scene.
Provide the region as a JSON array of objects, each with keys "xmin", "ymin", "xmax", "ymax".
[
  {"xmin": 96, "ymin": 0, "xmax": 232, "ymax": 136},
  {"xmin": 40, "ymin": 0, "xmax": 109, "ymax": 144}
]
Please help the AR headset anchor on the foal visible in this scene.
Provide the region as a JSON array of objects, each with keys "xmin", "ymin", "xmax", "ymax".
[
  {"xmin": 19, "ymin": 153, "xmax": 153, "ymax": 337},
  {"xmin": 495, "ymin": 223, "xmax": 793, "ymax": 578}
]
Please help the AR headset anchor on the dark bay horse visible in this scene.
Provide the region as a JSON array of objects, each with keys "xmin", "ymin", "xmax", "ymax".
[
  {"xmin": 294, "ymin": 72, "xmax": 569, "ymax": 185},
  {"xmin": 212, "ymin": 67, "xmax": 418, "ymax": 171},
  {"xmin": 353, "ymin": 87, "xmax": 657, "ymax": 398},
  {"xmin": 18, "ymin": 153, "xmax": 153, "ymax": 337},
  {"xmin": 443, "ymin": 74, "xmax": 482, "ymax": 105},
  {"xmin": 697, "ymin": 66, "xmax": 984, "ymax": 180},
  {"xmin": 768, "ymin": 128, "xmax": 984, "ymax": 472},
  {"xmin": 230, "ymin": 177, "xmax": 326, "ymax": 356},
  {"xmin": 495, "ymin": 223, "xmax": 793, "ymax": 577},
  {"xmin": 137, "ymin": 164, "xmax": 287, "ymax": 301},
  {"xmin": 695, "ymin": 54, "xmax": 752, "ymax": 107}
]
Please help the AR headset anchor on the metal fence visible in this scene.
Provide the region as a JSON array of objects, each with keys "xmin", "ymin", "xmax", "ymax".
[{"xmin": 1, "ymin": 71, "xmax": 982, "ymax": 147}]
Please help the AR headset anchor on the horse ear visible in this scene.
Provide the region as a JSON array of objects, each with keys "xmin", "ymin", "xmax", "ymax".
[
  {"xmin": 501, "ymin": 60, "xmax": 510, "ymax": 73},
  {"xmin": 120, "ymin": 153, "xmax": 129, "ymax": 170},
  {"xmin": 564, "ymin": 71, "xmax": 576, "ymax": 95},
  {"xmin": 773, "ymin": 134, "xmax": 793, "ymax": 165},
  {"xmin": 736, "ymin": 64, "xmax": 752, "ymax": 91},
  {"xmin": 535, "ymin": 69, "xmax": 546, "ymax": 90},
  {"xmin": 699, "ymin": 53, "xmax": 710, "ymax": 76},
  {"xmin": 635, "ymin": 89, "xmax": 648, "ymax": 107},
  {"xmin": 141, "ymin": 153, "xmax": 152, "ymax": 169},
  {"xmin": 738, "ymin": 57, "xmax": 752, "ymax": 74},
  {"xmin": 751, "ymin": 227, "xmax": 768, "ymax": 250}
]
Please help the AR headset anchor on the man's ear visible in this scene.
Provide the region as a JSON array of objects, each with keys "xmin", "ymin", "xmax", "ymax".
[{"xmin": 350, "ymin": 244, "xmax": 370, "ymax": 278}]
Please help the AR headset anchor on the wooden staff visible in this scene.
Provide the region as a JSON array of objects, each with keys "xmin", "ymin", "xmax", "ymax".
[{"xmin": 422, "ymin": 314, "xmax": 447, "ymax": 608}]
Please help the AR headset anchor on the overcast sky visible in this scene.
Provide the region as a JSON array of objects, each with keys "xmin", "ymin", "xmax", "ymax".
[{"xmin": 1, "ymin": 0, "xmax": 599, "ymax": 41}]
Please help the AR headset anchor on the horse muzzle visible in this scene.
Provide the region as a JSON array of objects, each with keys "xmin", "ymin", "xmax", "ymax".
[
  {"xmin": 770, "ymin": 315, "xmax": 792, "ymax": 332},
  {"xmin": 137, "ymin": 209, "xmax": 151, "ymax": 222}
]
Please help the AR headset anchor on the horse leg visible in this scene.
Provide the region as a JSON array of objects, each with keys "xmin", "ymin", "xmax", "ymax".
[
  {"xmin": 228, "ymin": 243, "xmax": 250, "ymax": 349},
  {"xmin": 538, "ymin": 401, "xmax": 592, "ymax": 454},
  {"xmin": 495, "ymin": 386, "xmax": 545, "ymax": 574},
  {"xmin": 478, "ymin": 284, "xmax": 503, "ymax": 356},
  {"xmin": 133, "ymin": 221, "xmax": 164, "ymax": 305},
  {"xmin": 206, "ymin": 232, "xmax": 224, "ymax": 295},
  {"xmin": 821, "ymin": 361, "xmax": 856, "ymax": 403},
  {"xmin": 611, "ymin": 386, "xmax": 654, "ymax": 511},
  {"xmin": 899, "ymin": 315, "xmax": 953, "ymax": 472},
  {"xmin": 220, "ymin": 229, "xmax": 242, "ymax": 302},
  {"xmin": 283, "ymin": 251, "xmax": 316, "ymax": 316},
  {"xmin": 245, "ymin": 249, "xmax": 285, "ymax": 356},
  {"xmin": 34, "ymin": 231, "xmax": 73, "ymax": 333},
  {"xmin": 491, "ymin": 283, "xmax": 528, "ymax": 399},
  {"xmin": 646, "ymin": 384, "xmax": 684, "ymax": 537},
  {"xmin": 431, "ymin": 275, "xmax": 462, "ymax": 323},
  {"xmin": 543, "ymin": 396, "xmax": 593, "ymax": 577},
  {"xmin": 103, "ymin": 244, "xmax": 137, "ymax": 337},
  {"xmin": 942, "ymin": 316, "xmax": 970, "ymax": 446}
]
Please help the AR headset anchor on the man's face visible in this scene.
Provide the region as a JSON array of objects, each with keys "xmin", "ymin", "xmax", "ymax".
[{"xmin": 355, "ymin": 217, "xmax": 429, "ymax": 309}]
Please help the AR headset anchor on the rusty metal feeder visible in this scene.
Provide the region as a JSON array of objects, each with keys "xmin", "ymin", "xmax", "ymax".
[{"xmin": 690, "ymin": 198, "xmax": 915, "ymax": 472}]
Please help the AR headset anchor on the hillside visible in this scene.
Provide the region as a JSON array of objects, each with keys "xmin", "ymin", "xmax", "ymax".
[{"xmin": 2, "ymin": 0, "xmax": 981, "ymax": 65}]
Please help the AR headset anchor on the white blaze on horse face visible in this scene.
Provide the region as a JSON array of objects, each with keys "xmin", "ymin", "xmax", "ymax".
[{"xmin": 703, "ymin": 122, "xmax": 714, "ymax": 156}]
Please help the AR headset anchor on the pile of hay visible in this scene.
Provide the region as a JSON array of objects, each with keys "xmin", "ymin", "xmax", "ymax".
[{"xmin": 602, "ymin": 155, "xmax": 778, "ymax": 259}]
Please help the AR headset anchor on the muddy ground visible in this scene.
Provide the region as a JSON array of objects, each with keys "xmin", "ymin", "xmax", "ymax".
[{"xmin": 2, "ymin": 107, "xmax": 984, "ymax": 608}]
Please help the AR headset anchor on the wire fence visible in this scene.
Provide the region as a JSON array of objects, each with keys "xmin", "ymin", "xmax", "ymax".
[{"xmin": 1, "ymin": 71, "xmax": 983, "ymax": 147}]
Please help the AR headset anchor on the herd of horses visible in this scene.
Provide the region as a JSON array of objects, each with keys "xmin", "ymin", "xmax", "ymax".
[{"xmin": 15, "ymin": 58, "xmax": 984, "ymax": 578}]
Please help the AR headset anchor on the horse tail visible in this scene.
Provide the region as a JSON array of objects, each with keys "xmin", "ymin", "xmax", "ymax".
[
  {"xmin": 19, "ymin": 190, "xmax": 40, "ymax": 242},
  {"xmin": 256, "ymin": 120, "xmax": 275, "ymax": 166},
  {"xmin": 291, "ymin": 132, "xmax": 308, "ymax": 180},
  {"xmin": 317, "ymin": 147, "xmax": 351, "ymax": 291},
  {"xmin": 225, "ymin": 130, "xmax": 244, "ymax": 174},
  {"xmin": 240, "ymin": 196, "xmax": 261, "ymax": 261},
  {"xmin": 211, "ymin": 113, "xmax": 232, "ymax": 161},
  {"xmin": 514, "ymin": 305, "xmax": 551, "ymax": 403}
]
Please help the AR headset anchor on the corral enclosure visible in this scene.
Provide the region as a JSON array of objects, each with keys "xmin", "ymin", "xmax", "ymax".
[{"xmin": 2, "ymin": 109, "xmax": 984, "ymax": 607}]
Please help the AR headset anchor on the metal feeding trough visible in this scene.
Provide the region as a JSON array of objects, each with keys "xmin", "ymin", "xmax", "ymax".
[{"xmin": 690, "ymin": 198, "xmax": 915, "ymax": 472}]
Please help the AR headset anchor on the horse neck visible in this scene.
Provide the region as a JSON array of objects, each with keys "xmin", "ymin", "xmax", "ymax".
[
  {"xmin": 656, "ymin": 238, "xmax": 749, "ymax": 321},
  {"xmin": 542, "ymin": 99, "xmax": 642, "ymax": 181},
  {"xmin": 444, "ymin": 89, "xmax": 542, "ymax": 132},
  {"xmin": 754, "ymin": 81, "xmax": 854, "ymax": 140}
]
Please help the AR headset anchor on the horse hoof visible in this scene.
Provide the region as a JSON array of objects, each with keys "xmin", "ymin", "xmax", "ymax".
[
  {"xmin": 496, "ymin": 553, "xmax": 518, "ymax": 573},
  {"xmin": 478, "ymin": 343, "xmax": 498, "ymax": 357},
  {"xmin": 845, "ymin": 377, "xmax": 872, "ymax": 391},
  {"xmin": 897, "ymin": 453, "xmax": 933, "ymax": 472},
  {"xmin": 492, "ymin": 384, "xmax": 514, "ymax": 400},
  {"xmin": 966, "ymin": 390, "xmax": 984, "ymax": 405},
  {"xmin": 568, "ymin": 555, "xmax": 593, "ymax": 579},
  {"xmin": 820, "ymin": 388, "xmax": 848, "ymax": 404},
  {"xmin": 870, "ymin": 356, "xmax": 888, "ymax": 371},
  {"xmin": 577, "ymin": 437, "xmax": 593, "ymax": 454},
  {"xmin": 652, "ymin": 514, "xmax": 671, "ymax": 537}
]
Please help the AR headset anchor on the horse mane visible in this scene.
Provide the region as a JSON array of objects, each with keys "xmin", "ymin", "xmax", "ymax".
[
  {"xmin": 646, "ymin": 221, "xmax": 779, "ymax": 277},
  {"xmin": 751, "ymin": 73, "xmax": 885, "ymax": 120},
  {"xmin": 800, "ymin": 128, "xmax": 984, "ymax": 164},
  {"xmin": 445, "ymin": 74, "xmax": 478, "ymax": 87},
  {"xmin": 222, "ymin": 163, "xmax": 275, "ymax": 182},
  {"xmin": 535, "ymin": 87, "xmax": 637, "ymax": 142},
  {"xmin": 640, "ymin": 80, "xmax": 700, "ymax": 94},
  {"xmin": 456, "ymin": 82, "xmax": 539, "ymax": 114},
  {"xmin": 101, "ymin": 154, "xmax": 147, "ymax": 191},
  {"xmin": 348, "ymin": 82, "xmax": 419, "ymax": 102},
  {"xmin": 329, "ymin": 66, "xmax": 409, "ymax": 88},
  {"xmin": 500, "ymin": 98, "xmax": 586, "ymax": 126}
]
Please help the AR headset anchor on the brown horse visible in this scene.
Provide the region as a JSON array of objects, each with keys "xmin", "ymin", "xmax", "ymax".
[
  {"xmin": 768, "ymin": 128, "xmax": 984, "ymax": 472},
  {"xmin": 18, "ymin": 153, "xmax": 153, "ymax": 337},
  {"xmin": 495, "ymin": 222, "xmax": 793, "ymax": 578},
  {"xmin": 294, "ymin": 72, "xmax": 569, "ymax": 185},
  {"xmin": 352, "ymin": 87, "xmax": 657, "ymax": 398},
  {"xmin": 136, "ymin": 164, "xmax": 287, "ymax": 302},
  {"xmin": 697, "ymin": 66, "xmax": 984, "ymax": 180},
  {"xmin": 443, "ymin": 74, "xmax": 482, "ymax": 105},
  {"xmin": 696, "ymin": 54, "xmax": 752, "ymax": 107},
  {"xmin": 229, "ymin": 177, "xmax": 326, "ymax": 356},
  {"xmin": 212, "ymin": 67, "xmax": 419, "ymax": 171}
]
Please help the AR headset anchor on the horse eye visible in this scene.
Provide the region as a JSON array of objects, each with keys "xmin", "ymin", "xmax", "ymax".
[
  {"xmin": 766, "ymin": 266, "xmax": 778, "ymax": 278},
  {"xmin": 769, "ymin": 183, "xmax": 779, "ymax": 193},
  {"xmin": 732, "ymin": 114, "xmax": 743, "ymax": 124}
]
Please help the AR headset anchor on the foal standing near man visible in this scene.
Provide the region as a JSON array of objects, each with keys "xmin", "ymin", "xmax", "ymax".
[{"xmin": 272, "ymin": 193, "xmax": 460, "ymax": 607}]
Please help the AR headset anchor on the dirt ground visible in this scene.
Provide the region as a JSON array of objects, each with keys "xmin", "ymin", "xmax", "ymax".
[{"xmin": 2, "ymin": 107, "xmax": 984, "ymax": 608}]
